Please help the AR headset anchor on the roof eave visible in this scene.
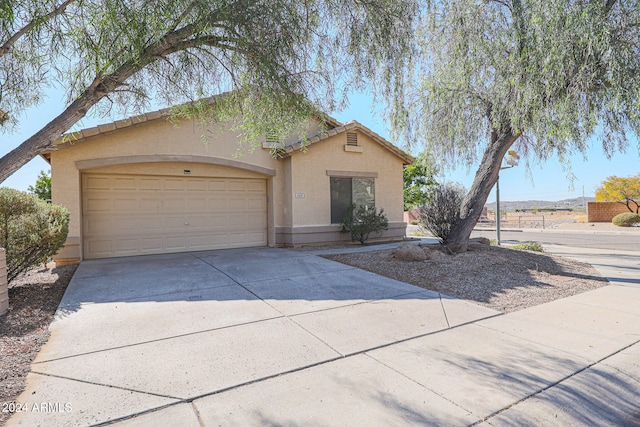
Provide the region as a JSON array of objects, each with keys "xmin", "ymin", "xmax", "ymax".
[{"xmin": 281, "ymin": 121, "xmax": 414, "ymax": 165}]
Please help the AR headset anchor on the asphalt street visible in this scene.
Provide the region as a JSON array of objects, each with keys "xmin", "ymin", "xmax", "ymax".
[{"xmin": 471, "ymin": 229, "xmax": 640, "ymax": 252}]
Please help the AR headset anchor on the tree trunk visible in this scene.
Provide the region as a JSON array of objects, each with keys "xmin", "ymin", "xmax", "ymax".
[
  {"xmin": 446, "ymin": 127, "xmax": 521, "ymax": 253},
  {"xmin": 0, "ymin": 93, "xmax": 103, "ymax": 183},
  {"xmin": 0, "ymin": 24, "xmax": 208, "ymax": 184}
]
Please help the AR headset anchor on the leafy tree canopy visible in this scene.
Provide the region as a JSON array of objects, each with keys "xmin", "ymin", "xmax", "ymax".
[
  {"xmin": 403, "ymin": 153, "xmax": 438, "ymax": 211},
  {"xmin": 595, "ymin": 174, "xmax": 640, "ymax": 213},
  {"xmin": 27, "ymin": 169, "xmax": 52, "ymax": 201},
  {"xmin": 391, "ymin": 0, "xmax": 640, "ymax": 251},
  {"xmin": 0, "ymin": 0, "xmax": 418, "ymax": 183}
]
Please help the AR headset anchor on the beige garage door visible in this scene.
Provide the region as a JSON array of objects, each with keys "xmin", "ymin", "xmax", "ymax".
[{"xmin": 82, "ymin": 173, "xmax": 267, "ymax": 259}]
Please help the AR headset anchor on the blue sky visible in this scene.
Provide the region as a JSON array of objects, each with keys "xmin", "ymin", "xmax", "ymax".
[
  {"xmin": 2, "ymin": 88, "xmax": 639, "ymax": 203},
  {"xmin": 334, "ymin": 93, "xmax": 640, "ymax": 203}
]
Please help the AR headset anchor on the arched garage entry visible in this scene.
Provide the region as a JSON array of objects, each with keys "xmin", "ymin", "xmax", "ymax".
[{"xmin": 78, "ymin": 155, "xmax": 275, "ymax": 259}]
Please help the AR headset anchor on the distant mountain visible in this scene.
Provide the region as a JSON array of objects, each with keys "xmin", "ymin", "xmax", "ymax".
[{"xmin": 485, "ymin": 197, "xmax": 595, "ymax": 211}]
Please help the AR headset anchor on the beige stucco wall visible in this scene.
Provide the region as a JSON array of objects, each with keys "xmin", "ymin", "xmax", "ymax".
[
  {"xmin": 50, "ymin": 118, "xmax": 285, "ymax": 262},
  {"xmin": 288, "ymin": 130, "xmax": 405, "ymax": 226},
  {"xmin": 49, "ymin": 116, "xmax": 407, "ymax": 260}
]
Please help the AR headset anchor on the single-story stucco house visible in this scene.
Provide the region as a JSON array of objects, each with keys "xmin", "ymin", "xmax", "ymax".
[{"xmin": 41, "ymin": 101, "xmax": 413, "ymax": 265}]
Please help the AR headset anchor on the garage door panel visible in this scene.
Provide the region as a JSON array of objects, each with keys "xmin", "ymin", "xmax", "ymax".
[
  {"xmin": 140, "ymin": 199, "xmax": 161, "ymax": 211},
  {"xmin": 86, "ymin": 240, "xmax": 113, "ymax": 257},
  {"xmin": 137, "ymin": 216, "xmax": 163, "ymax": 232},
  {"xmin": 140, "ymin": 178, "xmax": 162, "ymax": 190},
  {"xmin": 186, "ymin": 234, "xmax": 216, "ymax": 249},
  {"xmin": 227, "ymin": 180, "xmax": 247, "ymax": 191},
  {"xmin": 85, "ymin": 176, "xmax": 111, "ymax": 190},
  {"xmin": 246, "ymin": 181, "xmax": 266, "ymax": 192},
  {"xmin": 208, "ymin": 197, "xmax": 228, "ymax": 211},
  {"xmin": 163, "ymin": 179, "xmax": 185, "ymax": 191},
  {"xmin": 162, "ymin": 216, "xmax": 187, "ymax": 231},
  {"xmin": 206, "ymin": 213, "xmax": 229, "ymax": 228},
  {"xmin": 83, "ymin": 214, "xmax": 113, "ymax": 234},
  {"xmin": 113, "ymin": 177, "xmax": 137, "ymax": 190},
  {"xmin": 247, "ymin": 196, "xmax": 266, "ymax": 210},
  {"xmin": 82, "ymin": 174, "xmax": 267, "ymax": 259},
  {"xmin": 113, "ymin": 217, "xmax": 141, "ymax": 233},
  {"xmin": 186, "ymin": 180, "xmax": 207, "ymax": 191},
  {"xmin": 112, "ymin": 198, "xmax": 139, "ymax": 211},
  {"xmin": 164, "ymin": 198, "xmax": 188, "ymax": 212},
  {"xmin": 165, "ymin": 236, "xmax": 188, "ymax": 250},
  {"xmin": 228, "ymin": 197, "xmax": 249, "ymax": 210},
  {"xmin": 114, "ymin": 239, "xmax": 139, "ymax": 253},
  {"xmin": 247, "ymin": 212, "xmax": 268, "ymax": 226},
  {"xmin": 208, "ymin": 180, "xmax": 227, "ymax": 191},
  {"xmin": 85, "ymin": 198, "xmax": 112, "ymax": 213},
  {"xmin": 186, "ymin": 214, "xmax": 211, "ymax": 228},
  {"xmin": 246, "ymin": 232, "xmax": 268, "ymax": 245},
  {"xmin": 185, "ymin": 198, "xmax": 207, "ymax": 211}
]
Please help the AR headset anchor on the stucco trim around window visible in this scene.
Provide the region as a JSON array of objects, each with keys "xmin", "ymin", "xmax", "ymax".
[
  {"xmin": 76, "ymin": 155, "xmax": 277, "ymax": 176},
  {"xmin": 325, "ymin": 170, "xmax": 378, "ymax": 178}
]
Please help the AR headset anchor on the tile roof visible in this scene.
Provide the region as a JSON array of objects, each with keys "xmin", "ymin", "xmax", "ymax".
[{"xmin": 281, "ymin": 120, "xmax": 414, "ymax": 165}]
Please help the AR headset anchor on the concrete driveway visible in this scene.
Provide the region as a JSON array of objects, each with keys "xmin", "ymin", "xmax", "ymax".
[
  {"xmin": 9, "ymin": 245, "xmax": 640, "ymax": 426},
  {"xmin": 9, "ymin": 247, "xmax": 498, "ymax": 426}
]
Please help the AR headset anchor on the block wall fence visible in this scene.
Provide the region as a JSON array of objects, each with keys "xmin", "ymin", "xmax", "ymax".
[{"xmin": 587, "ymin": 202, "xmax": 635, "ymax": 222}]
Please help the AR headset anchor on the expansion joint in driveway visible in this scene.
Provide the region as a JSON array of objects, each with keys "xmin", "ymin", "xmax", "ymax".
[
  {"xmin": 30, "ymin": 315, "xmax": 285, "ymax": 365},
  {"xmin": 438, "ymin": 293, "xmax": 452, "ymax": 328},
  {"xmin": 191, "ymin": 253, "xmax": 269, "ymax": 304},
  {"xmin": 28, "ymin": 371, "xmax": 181, "ymax": 400},
  {"xmin": 93, "ymin": 312, "xmax": 507, "ymax": 426}
]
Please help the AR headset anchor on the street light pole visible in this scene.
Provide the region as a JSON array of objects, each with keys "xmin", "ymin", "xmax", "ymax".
[
  {"xmin": 495, "ymin": 150, "xmax": 520, "ymax": 245},
  {"xmin": 496, "ymin": 174, "xmax": 501, "ymax": 245}
]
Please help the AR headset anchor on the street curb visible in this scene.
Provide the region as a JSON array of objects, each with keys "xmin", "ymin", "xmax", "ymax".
[{"xmin": 473, "ymin": 227, "xmax": 640, "ymax": 236}]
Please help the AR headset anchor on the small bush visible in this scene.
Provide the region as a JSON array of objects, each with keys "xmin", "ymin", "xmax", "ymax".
[
  {"xmin": 511, "ymin": 241, "xmax": 544, "ymax": 252},
  {"xmin": 0, "ymin": 188, "xmax": 69, "ymax": 283},
  {"xmin": 340, "ymin": 204, "xmax": 389, "ymax": 245},
  {"xmin": 417, "ymin": 183, "xmax": 465, "ymax": 244},
  {"xmin": 612, "ymin": 212, "xmax": 640, "ymax": 227}
]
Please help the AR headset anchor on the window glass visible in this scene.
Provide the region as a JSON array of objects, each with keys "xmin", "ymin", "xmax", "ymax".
[
  {"xmin": 353, "ymin": 178, "xmax": 375, "ymax": 209},
  {"xmin": 330, "ymin": 177, "xmax": 375, "ymax": 224},
  {"xmin": 330, "ymin": 178, "xmax": 352, "ymax": 224}
]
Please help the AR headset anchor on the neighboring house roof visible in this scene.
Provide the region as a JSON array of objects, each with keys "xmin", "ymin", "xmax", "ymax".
[
  {"xmin": 40, "ymin": 97, "xmax": 412, "ymax": 165},
  {"xmin": 282, "ymin": 120, "xmax": 414, "ymax": 165}
]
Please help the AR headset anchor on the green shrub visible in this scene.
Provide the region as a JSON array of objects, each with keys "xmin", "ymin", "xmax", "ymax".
[
  {"xmin": 340, "ymin": 204, "xmax": 389, "ymax": 245},
  {"xmin": 612, "ymin": 212, "xmax": 640, "ymax": 227},
  {"xmin": 511, "ymin": 241, "xmax": 544, "ymax": 252},
  {"xmin": 417, "ymin": 183, "xmax": 466, "ymax": 244},
  {"xmin": 0, "ymin": 188, "xmax": 70, "ymax": 283}
]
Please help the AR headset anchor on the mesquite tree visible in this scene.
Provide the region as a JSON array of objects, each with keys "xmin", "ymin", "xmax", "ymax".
[
  {"xmin": 596, "ymin": 174, "xmax": 640, "ymax": 213},
  {"xmin": 0, "ymin": 0, "xmax": 418, "ymax": 183},
  {"xmin": 392, "ymin": 0, "xmax": 640, "ymax": 252}
]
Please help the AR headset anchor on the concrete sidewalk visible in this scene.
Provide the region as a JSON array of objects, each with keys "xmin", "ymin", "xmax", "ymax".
[
  {"xmin": 8, "ymin": 245, "xmax": 640, "ymax": 426},
  {"xmin": 543, "ymin": 244, "xmax": 640, "ymax": 287}
]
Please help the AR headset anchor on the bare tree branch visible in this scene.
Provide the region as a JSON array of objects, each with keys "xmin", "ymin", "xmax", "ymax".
[{"xmin": 0, "ymin": 0, "xmax": 75, "ymax": 57}]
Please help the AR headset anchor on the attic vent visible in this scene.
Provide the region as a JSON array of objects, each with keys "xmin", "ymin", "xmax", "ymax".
[{"xmin": 346, "ymin": 132, "xmax": 358, "ymax": 146}]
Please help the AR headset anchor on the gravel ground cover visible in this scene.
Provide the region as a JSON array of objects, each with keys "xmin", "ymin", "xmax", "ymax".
[
  {"xmin": 324, "ymin": 243, "xmax": 609, "ymax": 313},
  {"xmin": 0, "ymin": 265, "xmax": 77, "ymax": 426}
]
